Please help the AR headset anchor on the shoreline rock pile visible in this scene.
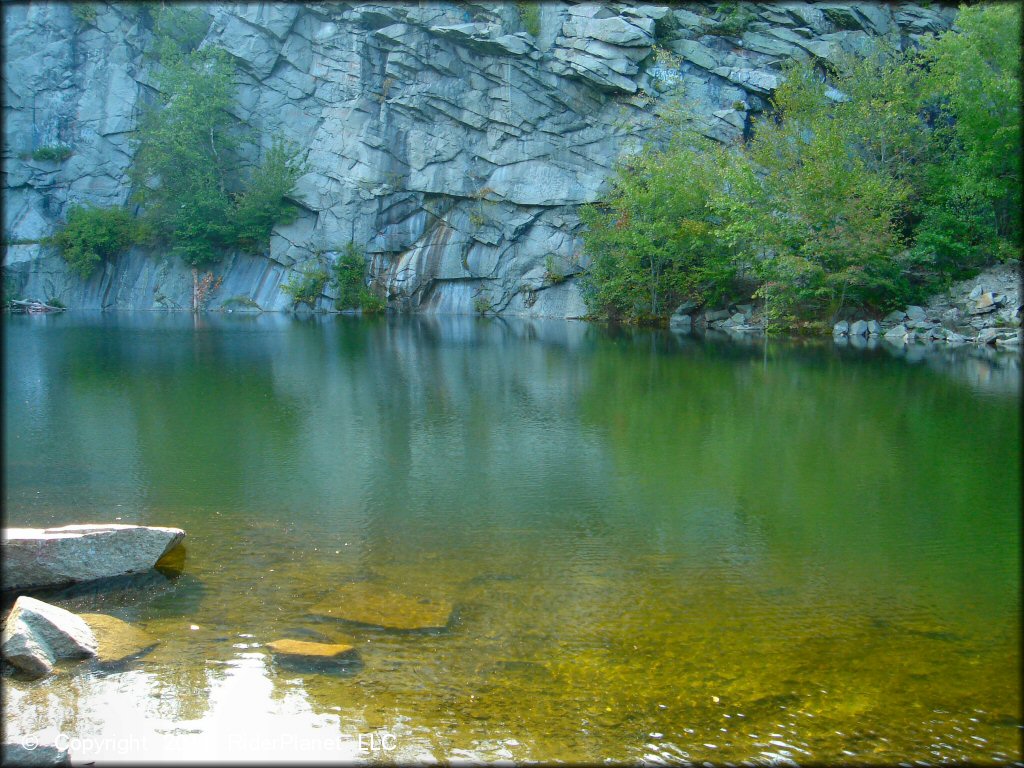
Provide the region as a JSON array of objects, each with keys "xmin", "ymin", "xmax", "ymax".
[
  {"xmin": 668, "ymin": 262, "xmax": 1021, "ymax": 350},
  {"xmin": 835, "ymin": 262, "xmax": 1021, "ymax": 348}
]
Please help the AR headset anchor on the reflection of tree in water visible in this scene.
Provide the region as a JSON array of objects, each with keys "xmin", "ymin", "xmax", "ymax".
[{"xmin": 56, "ymin": 314, "xmax": 307, "ymax": 513}]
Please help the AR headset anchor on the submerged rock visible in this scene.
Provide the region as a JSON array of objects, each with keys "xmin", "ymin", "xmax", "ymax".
[
  {"xmin": 2, "ymin": 524, "xmax": 186, "ymax": 591},
  {"xmin": 309, "ymin": 583, "xmax": 453, "ymax": 631},
  {"xmin": 1, "ymin": 596, "xmax": 97, "ymax": 678},
  {"xmin": 267, "ymin": 638, "xmax": 358, "ymax": 661},
  {"xmin": 77, "ymin": 613, "xmax": 159, "ymax": 664}
]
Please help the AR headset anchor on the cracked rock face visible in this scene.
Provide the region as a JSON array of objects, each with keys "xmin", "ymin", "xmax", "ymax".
[{"xmin": 2, "ymin": 2, "xmax": 955, "ymax": 317}]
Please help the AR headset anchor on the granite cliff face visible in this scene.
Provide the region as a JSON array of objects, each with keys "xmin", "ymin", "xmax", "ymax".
[{"xmin": 2, "ymin": 2, "xmax": 956, "ymax": 315}]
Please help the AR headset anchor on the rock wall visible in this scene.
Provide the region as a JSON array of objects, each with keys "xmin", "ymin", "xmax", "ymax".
[{"xmin": 2, "ymin": 1, "xmax": 957, "ymax": 315}]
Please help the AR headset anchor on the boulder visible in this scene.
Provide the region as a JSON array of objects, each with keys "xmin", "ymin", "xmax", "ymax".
[
  {"xmin": 884, "ymin": 324, "xmax": 907, "ymax": 340},
  {"xmin": 2, "ymin": 596, "xmax": 97, "ymax": 678},
  {"xmin": 849, "ymin": 319, "xmax": 869, "ymax": 336},
  {"xmin": 969, "ymin": 302, "xmax": 998, "ymax": 316},
  {"xmin": 976, "ymin": 291, "xmax": 995, "ymax": 308},
  {"xmin": 905, "ymin": 305, "xmax": 927, "ymax": 321},
  {"xmin": 968, "ymin": 285, "xmax": 984, "ymax": 300},
  {"xmin": 883, "ymin": 310, "xmax": 908, "ymax": 323},
  {"xmin": 865, "ymin": 320, "xmax": 882, "ymax": 336},
  {"xmin": 0, "ymin": 741, "xmax": 70, "ymax": 767},
  {"xmin": 673, "ymin": 299, "xmax": 699, "ymax": 315},
  {"xmin": 309, "ymin": 583, "xmax": 453, "ymax": 631},
  {"xmin": 832, "ymin": 320, "xmax": 849, "ymax": 336},
  {"xmin": 705, "ymin": 309, "xmax": 731, "ymax": 322},
  {"xmin": 2, "ymin": 524, "xmax": 186, "ymax": 591},
  {"xmin": 945, "ymin": 332, "xmax": 967, "ymax": 344},
  {"xmin": 78, "ymin": 613, "xmax": 158, "ymax": 663},
  {"xmin": 669, "ymin": 313, "xmax": 692, "ymax": 332},
  {"xmin": 977, "ymin": 328, "xmax": 999, "ymax": 345}
]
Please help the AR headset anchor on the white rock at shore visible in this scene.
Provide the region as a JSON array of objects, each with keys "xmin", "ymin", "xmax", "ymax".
[
  {"xmin": 2, "ymin": 524, "xmax": 185, "ymax": 591},
  {"xmin": 1, "ymin": 596, "xmax": 98, "ymax": 678}
]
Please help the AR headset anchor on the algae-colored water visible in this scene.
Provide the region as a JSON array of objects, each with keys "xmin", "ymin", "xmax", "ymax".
[{"xmin": 3, "ymin": 312, "xmax": 1020, "ymax": 764}]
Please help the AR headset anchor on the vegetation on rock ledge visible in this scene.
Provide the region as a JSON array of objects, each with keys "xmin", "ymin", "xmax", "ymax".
[{"xmin": 581, "ymin": 3, "xmax": 1021, "ymax": 329}]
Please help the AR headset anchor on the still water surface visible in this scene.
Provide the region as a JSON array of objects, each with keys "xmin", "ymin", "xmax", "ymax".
[{"xmin": 3, "ymin": 312, "xmax": 1020, "ymax": 764}]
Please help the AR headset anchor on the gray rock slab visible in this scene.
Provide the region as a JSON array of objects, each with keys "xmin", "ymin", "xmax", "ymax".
[
  {"xmin": 2, "ymin": 524, "xmax": 185, "ymax": 591},
  {"xmin": 0, "ymin": 741, "xmax": 70, "ymax": 767}
]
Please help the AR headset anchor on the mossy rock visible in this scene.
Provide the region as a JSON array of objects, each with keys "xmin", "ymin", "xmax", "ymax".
[
  {"xmin": 309, "ymin": 583, "xmax": 453, "ymax": 631},
  {"xmin": 266, "ymin": 638, "xmax": 357, "ymax": 660},
  {"xmin": 78, "ymin": 613, "xmax": 158, "ymax": 663}
]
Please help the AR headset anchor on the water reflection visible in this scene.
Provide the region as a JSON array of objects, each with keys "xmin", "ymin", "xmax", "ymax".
[{"xmin": 2, "ymin": 313, "xmax": 1020, "ymax": 764}]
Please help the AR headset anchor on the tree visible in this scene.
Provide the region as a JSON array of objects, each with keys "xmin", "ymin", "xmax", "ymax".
[{"xmin": 131, "ymin": 38, "xmax": 238, "ymax": 265}]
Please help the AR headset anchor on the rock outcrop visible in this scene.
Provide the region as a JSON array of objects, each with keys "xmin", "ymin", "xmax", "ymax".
[
  {"xmin": 1, "ymin": 595, "xmax": 97, "ymax": 677},
  {"xmin": 3, "ymin": 2, "xmax": 957, "ymax": 317},
  {"xmin": 2, "ymin": 524, "xmax": 186, "ymax": 591}
]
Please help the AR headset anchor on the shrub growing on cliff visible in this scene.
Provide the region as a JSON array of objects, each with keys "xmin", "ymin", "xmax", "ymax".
[
  {"xmin": 330, "ymin": 244, "xmax": 366, "ymax": 311},
  {"xmin": 281, "ymin": 263, "xmax": 328, "ymax": 309},
  {"xmin": 48, "ymin": 206, "xmax": 136, "ymax": 279},
  {"xmin": 234, "ymin": 138, "xmax": 305, "ymax": 253},
  {"xmin": 517, "ymin": 3, "xmax": 541, "ymax": 37}
]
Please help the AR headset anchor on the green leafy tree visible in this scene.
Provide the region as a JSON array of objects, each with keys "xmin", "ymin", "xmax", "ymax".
[
  {"xmin": 132, "ymin": 32, "xmax": 303, "ymax": 267},
  {"xmin": 580, "ymin": 135, "xmax": 739, "ymax": 323},
  {"xmin": 911, "ymin": 3, "xmax": 1021, "ymax": 270},
  {"xmin": 131, "ymin": 39, "xmax": 238, "ymax": 265},
  {"xmin": 737, "ymin": 59, "xmax": 914, "ymax": 321},
  {"xmin": 580, "ymin": 3, "xmax": 1022, "ymax": 331}
]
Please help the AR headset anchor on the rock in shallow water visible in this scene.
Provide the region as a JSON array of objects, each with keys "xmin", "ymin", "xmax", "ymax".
[
  {"xmin": 2, "ymin": 524, "xmax": 186, "ymax": 591},
  {"xmin": 267, "ymin": 638, "xmax": 357, "ymax": 660},
  {"xmin": 77, "ymin": 613, "xmax": 159, "ymax": 663},
  {"xmin": 1, "ymin": 596, "xmax": 97, "ymax": 678},
  {"xmin": 309, "ymin": 583, "xmax": 453, "ymax": 631}
]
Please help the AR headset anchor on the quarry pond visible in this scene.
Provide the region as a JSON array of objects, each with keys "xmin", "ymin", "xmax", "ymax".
[{"xmin": 2, "ymin": 312, "xmax": 1020, "ymax": 764}]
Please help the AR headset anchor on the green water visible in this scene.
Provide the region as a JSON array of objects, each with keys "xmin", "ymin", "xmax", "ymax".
[{"xmin": 3, "ymin": 312, "xmax": 1020, "ymax": 764}]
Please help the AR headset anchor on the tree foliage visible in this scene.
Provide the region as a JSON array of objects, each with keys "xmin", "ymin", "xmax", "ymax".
[
  {"xmin": 580, "ymin": 4, "xmax": 1021, "ymax": 328},
  {"xmin": 48, "ymin": 206, "xmax": 137, "ymax": 279},
  {"xmin": 131, "ymin": 31, "xmax": 302, "ymax": 266}
]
